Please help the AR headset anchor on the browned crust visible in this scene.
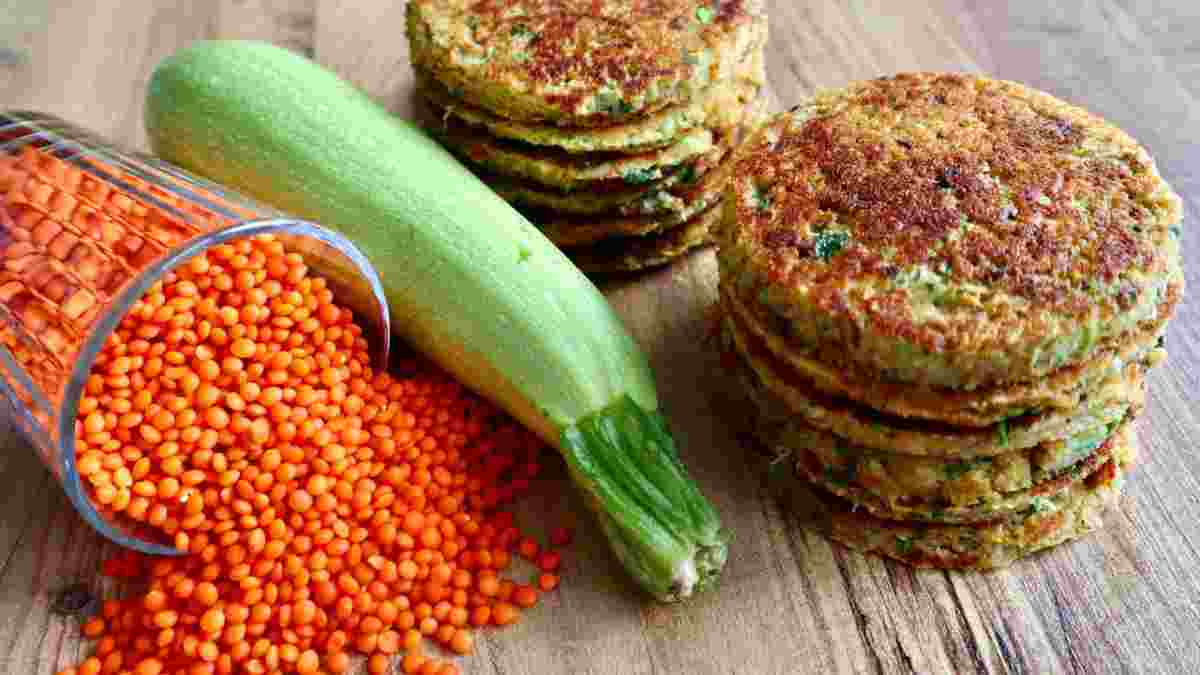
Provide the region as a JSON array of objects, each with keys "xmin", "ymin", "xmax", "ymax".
[
  {"xmin": 429, "ymin": 109, "xmax": 717, "ymax": 177},
  {"xmin": 723, "ymin": 279, "xmax": 1179, "ymax": 427},
  {"xmin": 814, "ymin": 434, "xmax": 1136, "ymax": 570},
  {"xmin": 786, "ymin": 415, "xmax": 1122, "ymax": 524},
  {"xmin": 533, "ymin": 146, "xmax": 736, "ymax": 246},
  {"xmin": 722, "ymin": 73, "xmax": 1182, "ymax": 372},
  {"xmin": 479, "ymin": 140, "xmax": 724, "ymax": 200},
  {"xmin": 821, "ymin": 453, "xmax": 1125, "ymax": 569},
  {"xmin": 567, "ymin": 201, "xmax": 720, "ymax": 273},
  {"xmin": 409, "ymin": 0, "xmax": 763, "ymax": 126}
]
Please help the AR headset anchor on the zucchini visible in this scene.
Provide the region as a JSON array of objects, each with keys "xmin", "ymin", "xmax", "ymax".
[{"xmin": 144, "ymin": 40, "xmax": 726, "ymax": 602}]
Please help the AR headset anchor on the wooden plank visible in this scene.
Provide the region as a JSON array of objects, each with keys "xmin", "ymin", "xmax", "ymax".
[
  {"xmin": 0, "ymin": 0, "xmax": 49, "ymax": 113},
  {"xmin": 952, "ymin": 3, "xmax": 1200, "ymax": 672},
  {"xmin": 211, "ymin": 0, "xmax": 317, "ymax": 56},
  {"xmin": 0, "ymin": 1, "xmax": 1198, "ymax": 673}
]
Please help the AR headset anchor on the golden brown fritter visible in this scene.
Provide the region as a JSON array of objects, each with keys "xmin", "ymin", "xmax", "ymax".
[
  {"xmin": 567, "ymin": 201, "xmax": 722, "ymax": 273},
  {"xmin": 407, "ymin": 0, "xmax": 766, "ymax": 126},
  {"xmin": 813, "ymin": 423, "xmax": 1136, "ymax": 569},
  {"xmin": 534, "ymin": 149, "xmax": 737, "ymax": 246},
  {"xmin": 762, "ymin": 406, "xmax": 1134, "ymax": 524},
  {"xmin": 739, "ymin": 332, "xmax": 1145, "ymax": 520},
  {"xmin": 413, "ymin": 24, "xmax": 766, "ymax": 152},
  {"xmin": 719, "ymin": 73, "xmax": 1184, "ymax": 388},
  {"xmin": 721, "ymin": 290, "xmax": 1166, "ymax": 456},
  {"xmin": 722, "ymin": 278, "xmax": 1178, "ymax": 428},
  {"xmin": 427, "ymin": 114, "xmax": 722, "ymax": 190}
]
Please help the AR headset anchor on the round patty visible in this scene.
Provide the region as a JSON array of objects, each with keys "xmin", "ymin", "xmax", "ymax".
[
  {"xmin": 719, "ymin": 72, "xmax": 1184, "ymax": 389},
  {"xmin": 534, "ymin": 150, "xmax": 737, "ymax": 246},
  {"xmin": 490, "ymin": 132, "xmax": 732, "ymax": 216},
  {"xmin": 759, "ymin": 404, "xmax": 1137, "ymax": 524},
  {"xmin": 414, "ymin": 29, "xmax": 766, "ymax": 153},
  {"xmin": 723, "ymin": 277, "xmax": 1179, "ymax": 428},
  {"xmin": 721, "ymin": 303, "xmax": 1163, "ymax": 458},
  {"xmin": 428, "ymin": 116, "xmax": 722, "ymax": 191},
  {"xmin": 489, "ymin": 163, "xmax": 704, "ymax": 216},
  {"xmin": 567, "ymin": 202, "xmax": 721, "ymax": 274},
  {"xmin": 406, "ymin": 0, "xmax": 766, "ymax": 126},
  {"xmin": 814, "ymin": 423, "xmax": 1137, "ymax": 569}
]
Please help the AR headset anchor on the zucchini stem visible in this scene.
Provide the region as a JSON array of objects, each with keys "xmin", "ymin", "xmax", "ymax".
[{"xmin": 560, "ymin": 396, "xmax": 727, "ymax": 602}]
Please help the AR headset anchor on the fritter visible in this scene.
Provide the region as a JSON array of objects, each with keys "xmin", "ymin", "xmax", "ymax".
[
  {"xmin": 567, "ymin": 201, "xmax": 722, "ymax": 273},
  {"xmin": 719, "ymin": 73, "xmax": 1184, "ymax": 389},
  {"xmin": 762, "ymin": 408, "xmax": 1135, "ymax": 524},
  {"xmin": 429, "ymin": 118, "xmax": 722, "ymax": 191},
  {"xmin": 488, "ymin": 134, "xmax": 731, "ymax": 216},
  {"xmin": 743, "ymin": 340, "xmax": 1145, "ymax": 519},
  {"xmin": 535, "ymin": 150, "xmax": 737, "ymax": 246},
  {"xmin": 722, "ymin": 298, "xmax": 1163, "ymax": 457},
  {"xmin": 413, "ymin": 30, "xmax": 766, "ymax": 153},
  {"xmin": 816, "ymin": 423, "xmax": 1137, "ymax": 569},
  {"xmin": 722, "ymin": 278, "xmax": 1179, "ymax": 427},
  {"xmin": 407, "ymin": 0, "xmax": 766, "ymax": 126}
]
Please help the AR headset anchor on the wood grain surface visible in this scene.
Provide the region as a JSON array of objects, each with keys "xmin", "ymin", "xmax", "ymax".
[{"xmin": 2, "ymin": 1, "xmax": 1198, "ymax": 673}]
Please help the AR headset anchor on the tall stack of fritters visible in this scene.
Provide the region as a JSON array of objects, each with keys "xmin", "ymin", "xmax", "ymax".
[
  {"xmin": 716, "ymin": 73, "xmax": 1184, "ymax": 569},
  {"xmin": 407, "ymin": 0, "xmax": 768, "ymax": 273}
]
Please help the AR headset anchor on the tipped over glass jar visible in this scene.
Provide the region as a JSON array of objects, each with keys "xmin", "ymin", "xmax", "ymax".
[{"xmin": 0, "ymin": 111, "xmax": 391, "ymax": 555}]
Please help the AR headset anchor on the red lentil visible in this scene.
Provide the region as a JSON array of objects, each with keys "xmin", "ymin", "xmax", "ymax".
[
  {"xmin": 516, "ymin": 537, "xmax": 539, "ymax": 561},
  {"xmin": 512, "ymin": 586, "xmax": 539, "ymax": 609},
  {"xmin": 49, "ymin": 234, "xmax": 569, "ymax": 675},
  {"xmin": 549, "ymin": 526, "xmax": 573, "ymax": 547},
  {"xmin": 538, "ymin": 551, "xmax": 562, "ymax": 573}
]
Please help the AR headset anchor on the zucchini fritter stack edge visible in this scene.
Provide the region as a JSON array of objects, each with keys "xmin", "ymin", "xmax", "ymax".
[
  {"xmin": 716, "ymin": 73, "xmax": 1184, "ymax": 569},
  {"xmin": 408, "ymin": 0, "xmax": 769, "ymax": 273}
]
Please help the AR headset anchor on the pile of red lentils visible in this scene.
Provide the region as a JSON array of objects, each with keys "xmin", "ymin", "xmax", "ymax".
[{"xmin": 62, "ymin": 235, "xmax": 570, "ymax": 675}]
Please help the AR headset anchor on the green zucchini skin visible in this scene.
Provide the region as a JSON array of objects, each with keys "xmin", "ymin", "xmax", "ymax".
[{"xmin": 145, "ymin": 40, "xmax": 726, "ymax": 601}]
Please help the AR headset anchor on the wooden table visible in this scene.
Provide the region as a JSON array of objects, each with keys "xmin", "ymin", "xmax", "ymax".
[{"xmin": 2, "ymin": 1, "xmax": 1199, "ymax": 673}]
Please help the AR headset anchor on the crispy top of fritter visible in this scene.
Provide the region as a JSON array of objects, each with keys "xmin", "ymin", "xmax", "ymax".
[
  {"xmin": 723, "ymin": 73, "xmax": 1181, "ymax": 358},
  {"xmin": 408, "ymin": 0, "xmax": 763, "ymax": 126}
]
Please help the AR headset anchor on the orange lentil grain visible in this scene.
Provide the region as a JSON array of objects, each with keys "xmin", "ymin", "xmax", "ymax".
[
  {"xmin": 492, "ymin": 603, "xmax": 519, "ymax": 626},
  {"xmin": 513, "ymin": 585, "xmax": 539, "ymax": 609},
  {"xmin": 134, "ymin": 658, "xmax": 163, "ymax": 675},
  {"xmin": 377, "ymin": 629, "xmax": 401, "ymax": 654},
  {"xmin": 538, "ymin": 551, "xmax": 562, "ymax": 573},
  {"xmin": 401, "ymin": 652, "xmax": 426, "ymax": 674},
  {"xmin": 450, "ymin": 629, "xmax": 473, "ymax": 655},
  {"xmin": 325, "ymin": 651, "xmax": 350, "ymax": 674},
  {"xmin": 295, "ymin": 650, "xmax": 320, "ymax": 675},
  {"xmin": 41, "ymin": 229, "xmax": 569, "ymax": 675},
  {"xmin": 516, "ymin": 537, "xmax": 539, "ymax": 561},
  {"xmin": 199, "ymin": 607, "xmax": 226, "ymax": 634},
  {"xmin": 368, "ymin": 653, "xmax": 390, "ymax": 675},
  {"xmin": 82, "ymin": 618, "xmax": 105, "ymax": 638},
  {"xmin": 476, "ymin": 576, "xmax": 499, "ymax": 598}
]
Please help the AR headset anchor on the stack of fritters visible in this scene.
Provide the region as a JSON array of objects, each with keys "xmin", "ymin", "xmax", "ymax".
[
  {"xmin": 716, "ymin": 73, "xmax": 1184, "ymax": 569},
  {"xmin": 407, "ymin": 0, "xmax": 768, "ymax": 273}
]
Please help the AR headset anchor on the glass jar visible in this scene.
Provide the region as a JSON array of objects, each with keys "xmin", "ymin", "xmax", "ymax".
[{"xmin": 0, "ymin": 110, "xmax": 391, "ymax": 555}]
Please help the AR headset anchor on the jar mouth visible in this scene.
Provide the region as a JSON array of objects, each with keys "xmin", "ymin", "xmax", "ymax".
[{"xmin": 57, "ymin": 218, "xmax": 391, "ymax": 556}]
